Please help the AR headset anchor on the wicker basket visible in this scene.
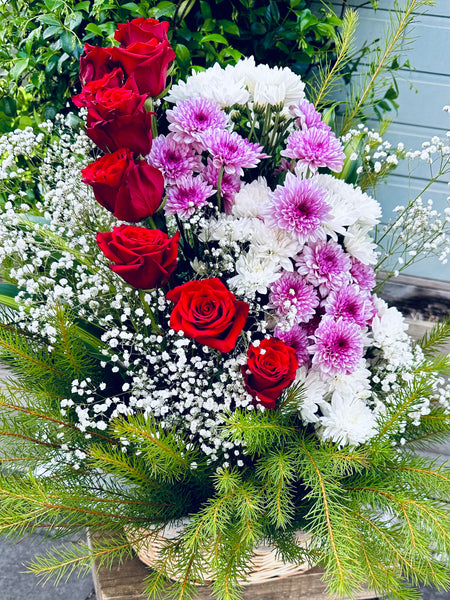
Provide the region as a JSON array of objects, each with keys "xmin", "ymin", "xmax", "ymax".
[{"xmin": 127, "ymin": 522, "xmax": 311, "ymax": 585}]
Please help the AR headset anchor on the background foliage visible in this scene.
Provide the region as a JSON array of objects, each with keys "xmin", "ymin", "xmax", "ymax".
[{"xmin": 0, "ymin": 0, "xmax": 382, "ymax": 131}]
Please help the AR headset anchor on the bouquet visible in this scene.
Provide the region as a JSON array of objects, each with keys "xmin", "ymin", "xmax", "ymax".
[{"xmin": 0, "ymin": 15, "xmax": 450, "ymax": 600}]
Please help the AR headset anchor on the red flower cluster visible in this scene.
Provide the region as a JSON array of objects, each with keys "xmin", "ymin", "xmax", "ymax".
[{"xmin": 76, "ymin": 18, "xmax": 179, "ymax": 290}]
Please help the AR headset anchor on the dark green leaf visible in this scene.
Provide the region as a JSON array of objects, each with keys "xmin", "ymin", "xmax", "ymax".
[
  {"xmin": 250, "ymin": 22, "xmax": 267, "ymax": 35},
  {"xmin": 220, "ymin": 21, "xmax": 239, "ymax": 36},
  {"xmin": 175, "ymin": 43, "xmax": 191, "ymax": 68},
  {"xmin": 43, "ymin": 0, "xmax": 64, "ymax": 10},
  {"xmin": 43, "ymin": 25, "xmax": 63, "ymax": 39},
  {"xmin": 0, "ymin": 97, "xmax": 17, "ymax": 117},
  {"xmin": 74, "ymin": 1, "xmax": 90, "ymax": 12},
  {"xmin": 66, "ymin": 12, "xmax": 83, "ymax": 30},
  {"xmin": 121, "ymin": 2, "xmax": 140, "ymax": 12},
  {"xmin": 200, "ymin": 1, "xmax": 212, "ymax": 20}
]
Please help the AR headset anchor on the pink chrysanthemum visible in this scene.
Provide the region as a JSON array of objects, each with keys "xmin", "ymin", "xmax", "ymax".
[
  {"xmin": 269, "ymin": 271, "xmax": 319, "ymax": 324},
  {"xmin": 296, "ymin": 240, "xmax": 351, "ymax": 296},
  {"xmin": 324, "ymin": 284, "xmax": 371, "ymax": 327},
  {"xmin": 167, "ymin": 98, "xmax": 229, "ymax": 149},
  {"xmin": 165, "ymin": 175, "xmax": 215, "ymax": 219},
  {"xmin": 147, "ymin": 133, "xmax": 202, "ymax": 184},
  {"xmin": 350, "ymin": 258, "xmax": 376, "ymax": 292},
  {"xmin": 200, "ymin": 129, "xmax": 268, "ymax": 176},
  {"xmin": 264, "ymin": 173, "xmax": 330, "ymax": 244},
  {"xmin": 274, "ymin": 324, "xmax": 310, "ymax": 366},
  {"xmin": 203, "ymin": 159, "xmax": 241, "ymax": 213},
  {"xmin": 310, "ymin": 316, "xmax": 364, "ymax": 375},
  {"xmin": 290, "ymin": 100, "xmax": 331, "ymax": 132},
  {"xmin": 281, "ymin": 127, "xmax": 345, "ymax": 173}
]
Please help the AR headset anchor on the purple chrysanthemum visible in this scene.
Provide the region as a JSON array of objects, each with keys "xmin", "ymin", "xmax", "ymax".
[
  {"xmin": 281, "ymin": 127, "xmax": 345, "ymax": 173},
  {"xmin": 203, "ymin": 158, "xmax": 242, "ymax": 213},
  {"xmin": 200, "ymin": 129, "xmax": 268, "ymax": 176},
  {"xmin": 274, "ymin": 324, "xmax": 310, "ymax": 366},
  {"xmin": 350, "ymin": 258, "xmax": 376, "ymax": 292},
  {"xmin": 167, "ymin": 98, "xmax": 229, "ymax": 149},
  {"xmin": 165, "ymin": 175, "xmax": 215, "ymax": 219},
  {"xmin": 310, "ymin": 316, "xmax": 364, "ymax": 375},
  {"xmin": 296, "ymin": 240, "xmax": 351, "ymax": 296},
  {"xmin": 148, "ymin": 133, "xmax": 203, "ymax": 184},
  {"xmin": 324, "ymin": 284, "xmax": 371, "ymax": 327},
  {"xmin": 290, "ymin": 100, "xmax": 331, "ymax": 132},
  {"xmin": 264, "ymin": 173, "xmax": 330, "ymax": 244},
  {"xmin": 269, "ymin": 271, "xmax": 319, "ymax": 324}
]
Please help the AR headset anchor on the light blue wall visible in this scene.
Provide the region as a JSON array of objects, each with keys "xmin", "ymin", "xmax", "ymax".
[{"xmin": 316, "ymin": 0, "xmax": 450, "ymax": 281}]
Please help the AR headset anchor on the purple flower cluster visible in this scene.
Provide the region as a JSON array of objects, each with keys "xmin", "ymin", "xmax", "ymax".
[
  {"xmin": 147, "ymin": 97, "xmax": 267, "ymax": 220},
  {"xmin": 282, "ymin": 100, "xmax": 345, "ymax": 173}
]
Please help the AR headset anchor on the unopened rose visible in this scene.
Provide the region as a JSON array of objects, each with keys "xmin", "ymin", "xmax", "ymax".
[
  {"xmin": 97, "ymin": 225, "xmax": 179, "ymax": 289},
  {"xmin": 242, "ymin": 337, "xmax": 298, "ymax": 409},
  {"xmin": 167, "ymin": 279, "xmax": 249, "ymax": 353},
  {"xmin": 82, "ymin": 149, "xmax": 164, "ymax": 222},
  {"xmin": 115, "ymin": 17, "xmax": 169, "ymax": 46}
]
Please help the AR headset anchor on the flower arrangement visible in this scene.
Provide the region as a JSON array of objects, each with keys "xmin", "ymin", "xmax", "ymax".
[{"xmin": 0, "ymin": 14, "xmax": 450, "ymax": 600}]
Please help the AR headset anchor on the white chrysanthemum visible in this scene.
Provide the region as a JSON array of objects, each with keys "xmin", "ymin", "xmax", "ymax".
[
  {"xmin": 295, "ymin": 367, "xmax": 328, "ymax": 424},
  {"xmin": 232, "ymin": 177, "xmax": 271, "ymax": 218},
  {"xmin": 318, "ymin": 394, "xmax": 377, "ymax": 447},
  {"xmin": 228, "ymin": 249, "xmax": 281, "ymax": 296},
  {"xmin": 249, "ymin": 219, "xmax": 301, "ymax": 271},
  {"xmin": 313, "ymin": 174, "xmax": 382, "ymax": 236},
  {"xmin": 371, "ymin": 296, "xmax": 409, "ymax": 344},
  {"xmin": 344, "ymin": 225, "xmax": 378, "ymax": 264},
  {"xmin": 199, "ymin": 214, "xmax": 255, "ymax": 244},
  {"xmin": 325, "ymin": 359, "xmax": 372, "ymax": 400},
  {"xmin": 165, "ymin": 63, "xmax": 249, "ymax": 107},
  {"xmin": 226, "ymin": 58, "xmax": 305, "ymax": 108}
]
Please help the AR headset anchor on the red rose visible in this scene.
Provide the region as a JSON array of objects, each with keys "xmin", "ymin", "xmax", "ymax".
[
  {"xmin": 242, "ymin": 338, "xmax": 298, "ymax": 409},
  {"xmin": 167, "ymin": 279, "xmax": 249, "ymax": 353},
  {"xmin": 111, "ymin": 38, "xmax": 175, "ymax": 97},
  {"xmin": 81, "ymin": 149, "xmax": 164, "ymax": 222},
  {"xmin": 79, "ymin": 43, "xmax": 114, "ymax": 86},
  {"xmin": 115, "ymin": 18, "xmax": 169, "ymax": 46},
  {"xmin": 97, "ymin": 225, "xmax": 179, "ymax": 289},
  {"xmin": 73, "ymin": 68, "xmax": 124, "ymax": 108},
  {"xmin": 85, "ymin": 81, "xmax": 153, "ymax": 155}
]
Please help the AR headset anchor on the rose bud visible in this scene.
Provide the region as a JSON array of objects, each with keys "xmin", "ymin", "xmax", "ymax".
[
  {"xmin": 114, "ymin": 18, "xmax": 169, "ymax": 46},
  {"xmin": 82, "ymin": 149, "xmax": 164, "ymax": 222},
  {"xmin": 166, "ymin": 278, "xmax": 249, "ymax": 353},
  {"xmin": 242, "ymin": 337, "xmax": 298, "ymax": 409},
  {"xmin": 97, "ymin": 225, "xmax": 179, "ymax": 289}
]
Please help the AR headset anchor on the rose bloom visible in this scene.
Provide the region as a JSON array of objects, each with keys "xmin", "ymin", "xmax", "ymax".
[
  {"xmin": 97, "ymin": 225, "xmax": 179, "ymax": 289},
  {"xmin": 242, "ymin": 337, "xmax": 298, "ymax": 409},
  {"xmin": 81, "ymin": 148, "xmax": 164, "ymax": 222},
  {"xmin": 111, "ymin": 18, "xmax": 175, "ymax": 97},
  {"xmin": 85, "ymin": 80, "xmax": 153, "ymax": 155},
  {"xmin": 79, "ymin": 43, "xmax": 113, "ymax": 85},
  {"xmin": 73, "ymin": 68, "xmax": 124, "ymax": 107},
  {"xmin": 115, "ymin": 17, "xmax": 169, "ymax": 46},
  {"xmin": 167, "ymin": 278, "xmax": 249, "ymax": 353}
]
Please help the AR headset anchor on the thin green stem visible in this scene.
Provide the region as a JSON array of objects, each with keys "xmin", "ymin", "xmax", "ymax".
[{"xmin": 138, "ymin": 290, "xmax": 161, "ymax": 334}]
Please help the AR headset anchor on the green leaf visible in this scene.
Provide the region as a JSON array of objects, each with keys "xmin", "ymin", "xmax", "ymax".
[
  {"xmin": 43, "ymin": 25, "xmax": 63, "ymax": 39},
  {"xmin": 10, "ymin": 58, "xmax": 29, "ymax": 80},
  {"xmin": 66, "ymin": 12, "xmax": 83, "ymax": 30},
  {"xmin": 0, "ymin": 97, "xmax": 17, "ymax": 117},
  {"xmin": 200, "ymin": 33, "xmax": 228, "ymax": 45},
  {"xmin": 250, "ymin": 22, "xmax": 266, "ymax": 35},
  {"xmin": 43, "ymin": 0, "xmax": 64, "ymax": 10},
  {"xmin": 121, "ymin": 2, "xmax": 140, "ymax": 12},
  {"xmin": 60, "ymin": 31, "xmax": 74, "ymax": 54},
  {"xmin": 85, "ymin": 23, "xmax": 103, "ymax": 37},
  {"xmin": 175, "ymin": 43, "xmax": 191, "ymax": 69},
  {"xmin": 38, "ymin": 14, "xmax": 61, "ymax": 26},
  {"xmin": 200, "ymin": 1, "xmax": 212, "ymax": 20},
  {"xmin": 74, "ymin": 1, "xmax": 90, "ymax": 11},
  {"xmin": 220, "ymin": 21, "xmax": 239, "ymax": 36}
]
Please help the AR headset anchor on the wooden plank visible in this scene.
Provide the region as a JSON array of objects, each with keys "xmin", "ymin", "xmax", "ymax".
[{"xmin": 93, "ymin": 551, "xmax": 378, "ymax": 600}]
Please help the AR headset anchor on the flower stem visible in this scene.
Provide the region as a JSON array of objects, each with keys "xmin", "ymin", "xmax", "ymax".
[
  {"xmin": 216, "ymin": 166, "xmax": 224, "ymax": 213},
  {"xmin": 139, "ymin": 289, "xmax": 162, "ymax": 334}
]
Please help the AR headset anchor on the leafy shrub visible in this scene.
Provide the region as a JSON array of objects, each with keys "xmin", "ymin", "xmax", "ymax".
[{"xmin": 0, "ymin": 0, "xmax": 363, "ymax": 131}]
